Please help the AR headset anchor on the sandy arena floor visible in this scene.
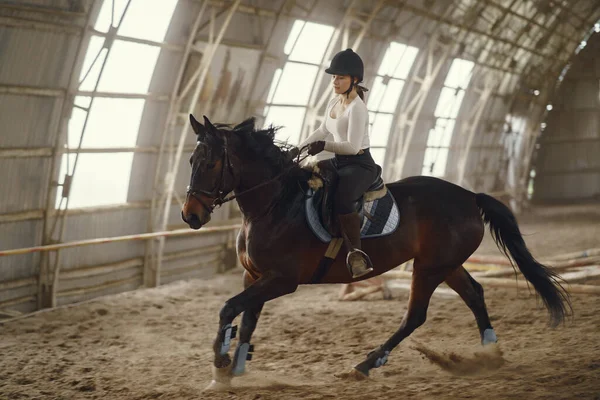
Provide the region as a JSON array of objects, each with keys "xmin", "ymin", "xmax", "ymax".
[{"xmin": 1, "ymin": 204, "xmax": 599, "ymax": 400}]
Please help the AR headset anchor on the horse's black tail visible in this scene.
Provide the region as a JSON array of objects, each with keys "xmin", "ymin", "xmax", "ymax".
[{"xmin": 475, "ymin": 193, "xmax": 571, "ymax": 327}]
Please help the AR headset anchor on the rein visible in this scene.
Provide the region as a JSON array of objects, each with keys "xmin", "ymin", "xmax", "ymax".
[{"xmin": 187, "ymin": 144, "xmax": 309, "ymax": 213}]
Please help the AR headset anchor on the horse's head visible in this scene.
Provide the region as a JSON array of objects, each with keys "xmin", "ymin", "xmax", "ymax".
[
  {"xmin": 183, "ymin": 114, "xmax": 305, "ymax": 228},
  {"xmin": 182, "ymin": 114, "xmax": 239, "ymax": 229}
]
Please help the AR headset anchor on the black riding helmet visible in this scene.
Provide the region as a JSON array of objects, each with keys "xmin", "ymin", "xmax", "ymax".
[{"xmin": 325, "ymin": 48, "xmax": 364, "ymax": 96}]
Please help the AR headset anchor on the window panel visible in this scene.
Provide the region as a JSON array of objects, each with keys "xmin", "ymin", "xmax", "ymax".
[
  {"xmin": 377, "ymin": 42, "xmax": 406, "ymax": 76},
  {"xmin": 264, "ymin": 106, "xmax": 306, "ymax": 144},
  {"xmin": 78, "ymin": 36, "xmax": 107, "ymax": 91},
  {"xmin": 392, "ymin": 46, "xmax": 419, "ymax": 79},
  {"xmin": 98, "ymin": 40, "xmax": 160, "ymax": 93},
  {"xmin": 422, "ymin": 58, "xmax": 472, "ymax": 178},
  {"xmin": 284, "ymin": 20, "xmax": 305, "ymax": 55},
  {"xmin": 426, "ymin": 118, "xmax": 457, "ymax": 148},
  {"xmin": 69, "ymin": 98, "xmax": 145, "ymax": 148},
  {"xmin": 431, "ymin": 148, "xmax": 448, "ymax": 176},
  {"xmin": 370, "ymin": 113, "xmax": 393, "ymax": 147},
  {"xmin": 118, "ymin": 0, "xmax": 178, "ymax": 42},
  {"xmin": 74, "ymin": 96, "xmax": 92, "ymax": 109},
  {"xmin": 378, "ymin": 78, "xmax": 404, "ymax": 113},
  {"xmin": 426, "ymin": 126, "xmax": 442, "ymax": 148},
  {"xmin": 448, "ymin": 89, "xmax": 465, "ymax": 119},
  {"xmin": 434, "ymin": 87, "xmax": 466, "ymax": 118},
  {"xmin": 288, "ymin": 22, "xmax": 335, "ymax": 64},
  {"xmin": 444, "ymin": 58, "xmax": 474, "ymax": 89},
  {"xmin": 271, "ymin": 62, "xmax": 318, "ymax": 105},
  {"xmin": 366, "ymin": 76, "xmax": 385, "ymax": 111},
  {"xmin": 368, "ymin": 111, "xmax": 376, "ymax": 123},
  {"xmin": 422, "ymin": 148, "xmax": 436, "ymax": 175},
  {"xmin": 57, "ymin": 153, "xmax": 134, "ymax": 208},
  {"xmin": 422, "ymin": 147, "xmax": 448, "ymax": 177},
  {"xmin": 370, "ymin": 148, "xmax": 386, "ymax": 167},
  {"xmin": 377, "ymin": 42, "xmax": 419, "ymax": 79},
  {"xmin": 266, "ymin": 68, "xmax": 282, "ymax": 103},
  {"xmin": 94, "ymin": 0, "xmax": 129, "ymax": 33},
  {"xmin": 369, "ymin": 41, "xmax": 419, "ymax": 173},
  {"xmin": 439, "ymin": 118, "xmax": 456, "ymax": 147},
  {"xmin": 60, "ymin": 1, "xmax": 180, "ymax": 209}
]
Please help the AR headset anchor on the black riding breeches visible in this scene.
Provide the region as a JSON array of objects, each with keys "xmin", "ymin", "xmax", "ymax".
[{"xmin": 319, "ymin": 149, "xmax": 378, "ymax": 215}]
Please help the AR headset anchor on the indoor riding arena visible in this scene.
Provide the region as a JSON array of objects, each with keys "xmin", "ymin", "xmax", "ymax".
[{"xmin": 1, "ymin": 1, "xmax": 599, "ymax": 399}]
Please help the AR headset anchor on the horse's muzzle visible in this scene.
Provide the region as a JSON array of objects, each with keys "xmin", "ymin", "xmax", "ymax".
[{"xmin": 181, "ymin": 210, "xmax": 205, "ymax": 230}]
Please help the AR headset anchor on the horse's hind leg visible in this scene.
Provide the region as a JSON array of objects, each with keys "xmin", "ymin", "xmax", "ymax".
[
  {"xmin": 352, "ymin": 269, "xmax": 446, "ymax": 377},
  {"xmin": 231, "ymin": 271, "xmax": 264, "ymax": 376},
  {"xmin": 445, "ymin": 266, "xmax": 497, "ymax": 345}
]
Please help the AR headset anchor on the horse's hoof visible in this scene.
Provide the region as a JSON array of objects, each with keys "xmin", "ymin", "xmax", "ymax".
[
  {"xmin": 203, "ymin": 379, "xmax": 231, "ymax": 392},
  {"xmin": 382, "ymin": 287, "xmax": 393, "ymax": 300},
  {"xmin": 349, "ymin": 367, "xmax": 369, "ymax": 381},
  {"xmin": 205, "ymin": 364, "xmax": 233, "ymax": 391}
]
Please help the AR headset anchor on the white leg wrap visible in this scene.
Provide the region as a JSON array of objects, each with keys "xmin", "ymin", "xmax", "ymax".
[
  {"xmin": 482, "ymin": 328, "xmax": 498, "ymax": 345},
  {"xmin": 232, "ymin": 343, "xmax": 251, "ymax": 376}
]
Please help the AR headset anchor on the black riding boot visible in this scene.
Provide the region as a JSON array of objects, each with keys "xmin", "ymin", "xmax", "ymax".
[{"xmin": 338, "ymin": 212, "xmax": 373, "ymax": 279}]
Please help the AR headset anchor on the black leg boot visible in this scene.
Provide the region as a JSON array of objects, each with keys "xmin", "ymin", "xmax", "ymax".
[{"xmin": 338, "ymin": 212, "xmax": 374, "ymax": 279}]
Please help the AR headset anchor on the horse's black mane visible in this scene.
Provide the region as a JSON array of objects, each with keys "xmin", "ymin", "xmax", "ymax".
[
  {"xmin": 215, "ymin": 117, "xmax": 311, "ymax": 215},
  {"xmin": 215, "ymin": 117, "xmax": 294, "ymax": 172}
]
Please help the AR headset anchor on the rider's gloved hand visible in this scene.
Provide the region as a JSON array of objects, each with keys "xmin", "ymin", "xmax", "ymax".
[
  {"xmin": 287, "ymin": 146, "xmax": 300, "ymax": 160},
  {"xmin": 307, "ymin": 141, "xmax": 325, "ymax": 156}
]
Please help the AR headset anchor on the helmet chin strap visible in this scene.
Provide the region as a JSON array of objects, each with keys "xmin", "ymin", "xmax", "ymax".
[{"xmin": 343, "ymin": 77, "xmax": 355, "ymax": 98}]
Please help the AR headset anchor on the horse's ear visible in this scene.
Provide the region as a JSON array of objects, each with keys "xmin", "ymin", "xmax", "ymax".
[
  {"xmin": 189, "ymin": 114, "xmax": 206, "ymax": 140},
  {"xmin": 203, "ymin": 115, "xmax": 217, "ymax": 132},
  {"xmin": 201, "ymin": 115, "xmax": 224, "ymax": 145}
]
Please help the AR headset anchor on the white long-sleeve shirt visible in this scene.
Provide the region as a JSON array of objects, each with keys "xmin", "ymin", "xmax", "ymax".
[{"xmin": 299, "ymin": 96, "xmax": 370, "ymax": 155}]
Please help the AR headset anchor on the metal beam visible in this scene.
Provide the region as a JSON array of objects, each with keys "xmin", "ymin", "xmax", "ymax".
[
  {"xmin": 0, "ymin": 145, "xmax": 197, "ymax": 159},
  {"xmin": 0, "ymin": 2, "xmax": 86, "ymax": 18},
  {"xmin": 536, "ymin": 167, "xmax": 600, "ymax": 176},
  {"xmin": 192, "ymin": 35, "xmax": 266, "ymax": 50},
  {"xmin": 76, "ymin": 91, "xmax": 170, "ymax": 101},
  {"xmin": 0, "ymin": 196, "xmax": 188, "ymax": 224},
  {"xmin": 0, "ymin": 148, "xmax": 54, "ymax": 159},
  {"xmin": 0, "ymin": 85, "xmax": 170, "ymax": 101},
  {"xmin": 0, "ymin": 15, "xmax": 83, "ymax": 35},
  {"xmin": 89, "ymin": 28, "xmax": 185, "ymax": 51},
  {"xmin": 0, "ymin": 85, "xmax": 65, "ymax": 97}
]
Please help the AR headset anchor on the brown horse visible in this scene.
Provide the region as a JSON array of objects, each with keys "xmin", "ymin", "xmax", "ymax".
[{"xmin": 181, "ymin": 115, "xmax": 570, "ymax": 389}]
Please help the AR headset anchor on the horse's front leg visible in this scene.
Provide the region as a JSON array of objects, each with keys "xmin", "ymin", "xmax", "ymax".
[
  {"xmin": 207, "ymin": 272, "xmax": 297, "ymax": 390},
  {"xmin": 231, "ymin": 271, "xmax": 264, "ymax": 376}
]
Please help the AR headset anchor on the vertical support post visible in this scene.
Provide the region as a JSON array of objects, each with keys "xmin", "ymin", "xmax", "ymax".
[
  {"xmin": 149, "ymin": 0, "xmax": 241, "ymax": 288},
  {"xmin": 456, "ymin": 70, "xmax": 498, "ymax": 186}
]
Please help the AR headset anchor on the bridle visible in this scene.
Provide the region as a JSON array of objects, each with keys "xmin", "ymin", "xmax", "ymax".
[{"xmin": 186, "ymin": 138, "xmax": 309, "ymax": 215}]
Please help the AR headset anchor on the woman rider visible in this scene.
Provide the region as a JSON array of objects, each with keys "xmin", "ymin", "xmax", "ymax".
[{"xmin": 294, "ymin": 48, "xmax": 378, "ymax": 279}]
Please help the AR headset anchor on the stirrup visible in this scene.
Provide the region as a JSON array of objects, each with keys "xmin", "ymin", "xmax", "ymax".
[{"xmin": 346, "ymin": 249, "xmax": 373, "ymax": 279}]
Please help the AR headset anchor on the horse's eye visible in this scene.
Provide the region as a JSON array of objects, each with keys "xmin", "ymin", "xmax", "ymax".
[{"xmin": 206, "ymin": 162, "xmax": 216, "ymax": 169}]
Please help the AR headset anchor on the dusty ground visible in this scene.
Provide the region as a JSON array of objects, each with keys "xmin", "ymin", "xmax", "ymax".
[{"xmin": 1, "ymin": 204, "xmax": 599, "ymax": 400}]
